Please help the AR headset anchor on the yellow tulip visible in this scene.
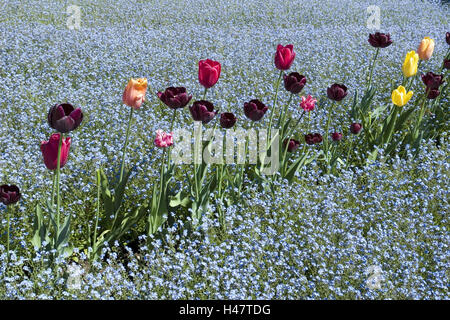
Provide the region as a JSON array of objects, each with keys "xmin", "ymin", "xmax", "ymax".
[
  {"xmin": 402, "ymin": 51, "xmax": 419, "ymax": 78},
  {"xmin": 417, "ymin": 37, "xmax": 435, "ymax": 60},
  {"xmin": 122, "ymin": 78, "xmax": 148, "ymax": 110},
  {"xmin": 391, "ymin": 85, "xmax": 413, "ymax": 107}
]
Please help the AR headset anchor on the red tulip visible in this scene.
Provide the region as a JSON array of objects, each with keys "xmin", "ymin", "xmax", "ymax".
[
  {"xmin": 40, "ymin": 133, "xmax": 71, "ymax": 170},
  {"xmin": 198, "ymin": 59, "xmax": 221, "ymax": 88},
  {"xmin": 274, "ymin": 44, "xmax": 295, "ymax": 70}
]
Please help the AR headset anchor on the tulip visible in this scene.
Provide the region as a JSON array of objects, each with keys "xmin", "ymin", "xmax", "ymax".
[
  {"xmin": 0, "ymin": 185, "xmax": 21, "ymax": 206},
  {"xmin": 368, "ymin": 32, "xmax": 393, "ymax": 48},
  {"xmin": 244, "ymin": 99, "xmax": 269, "ymax": 121},
  {"xmin": 283, "ymin": 72, "xmax": 306, "ymax": 94},
  {"xmin": 421, "ymin": 72, "xmax": 444, "ymax": 90},
  {"xmin": 304, "ymin": 133, "xmax": 323, "ymax": 145},
  {"xmin": 40, "ymin": 133, "xmax": 71, "ymax": 170},
  {"xmin": 417, "ymin": 37, "xmax": 435, "ymax": 60},
  {"xmin": 444, "ymin": 59, "xmax": 450, "ymax": 70},
  {"xmin": 283, "ymin": 139, "xmax": 300, "ymax": 152},
  {"xmin": 157, "ymin": 87, "xmax": 192, "ymax": 109},
  {"xmin": 220, "ymin": 112, "xmax": 237, "ymax": 129},
  {"xmin": 350, "ymin": 123, "xmax": 362, "ymax": 135},
  {"xmin": 447, "ymin": 32, "xmax": 450, "ymax": 45},
  {"xmin": 331, "ymin": 132, "xmax": 343, "ymax": 141},
  {"xmin": 189, "ymin": 100, "xmax": 217, "ymax": 124},
  {"xmin": 198, "ymin": 59, "xmax": 221, "ymax": 89},
  {"xmin": 122, "ymin": 78, "xmax": 148, "ymax": 110},
  {"xmin": 300, "ymin": 95, "xmax": 317, "ymax": 112},
  {"xmin": 327, "ymin": 83, "xmax": 348, "ymax": 101},
  {"xmin": 47, "ymin": 103, "xmax": 83, "ymax": 133},
  {"xmin": 391, "ymin": 85, "xmax": 413, "ymax": 107},
  {"xmin": 274, "ymin": 44, "xmax": 296, "ymax": 70},
  {"xmin": 154, "ymin": 130, "xmax": 173, "ymax": 148},
  {"xmin": 402, "ymin": 51, "xmax": 419, "ymax": 78},
  {"xmin": 426, "ymin": 89, "xmax": 440, "ymax": 100}
]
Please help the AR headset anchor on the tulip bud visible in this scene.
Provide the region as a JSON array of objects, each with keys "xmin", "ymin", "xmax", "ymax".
[
  {"xmin": 243, "ymin": 99, "xmax": 269, "ymax": 121},
  {"xmin": 402, "ymin": 51, "xmax": 419, "ymax": 78},
  {"xmin": 157, "ymin": 87, "xmax": 192, "ymax": 109},
  {"xmin": 446, "ymin": 32, "xmax": 450, "ymax": 46},
  {"xmin": 331, "ymin": 132, "xmax": 343, "ymax": 141},
  {"xmin": 122, "ymin": 78, "xmax": 148, "ymax": 110},
  {"xmin": 327, "ymin": 83, "xmax": 348, "ymax": 101},
  {"xmin": 220, "ymin": 112, "xmax": 237, "ymax": 129},
  {"xmin": 368, "ymin": 32, "xmax": 393, "ymax": 48},
  {"xmin": 421, "ymin": 72, "xmax": 444, "ymax": 90},
  {"xmin": 300, "ymin": 95, "xmax": 317, "ymax": 112},
  {"xmin": 0, "ymin": 185, "xmax": 21, "ymax": 206},
  {"xmin": 274, "ymin": 44, "xmax": 296, "ymax": 70},
  {"xmin": 47, "ymin": 103, "xmax": 83, "ymax": 133},
  {"xmin": 189, "ymin": 100, "xmax": 217, "ymax": 124},
  {"xmin": 304, "ymin": 133, "xmax": 322, "ymax": 145},
  {"xmin": 154, "ymin": 130, "xmax": 173, "ymax": 148},
  {"xmin": 198, "ymin": 59, "xmax": 221, "ymax": 88},
  {"xmin": 391, "ymin": 85, "xmax": 413, "ymax": 107},
  {"xmin": 417, "ymin": 37, "xmax": 435, "ymax": 60},
  {"xmin": 283, "ymin": 139, "xmax": 300, "ymax": 152},
  {"xmin": 350, "ymin": 123, "xmax": 362, "ymax": 135},
  {"xmin": 444, "ymin": 59, "xmax": 450, "ymax": 70},
  {"xmin": 283, "ymin": 72, "xmax": 306, "ymax": 94},
  {"xmin": 40, "ymin": 133, "xmax": 71, "ymax": 170}
]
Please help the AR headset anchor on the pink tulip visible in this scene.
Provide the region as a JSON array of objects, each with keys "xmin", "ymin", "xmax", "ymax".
[
  {"xmin": 122, "ymin": 78, "xmax": 148, "ymax": 110},
  {"xmin": 40, "ymin": 133, "xmax": 71, "ymax": 170},
  {"xmin": 300, "ymin": 95, "xmax": 317, "ymax": 112},
  {"xmin": 154, "ymin": 130, "xmax": 173, "ymax": 148}
]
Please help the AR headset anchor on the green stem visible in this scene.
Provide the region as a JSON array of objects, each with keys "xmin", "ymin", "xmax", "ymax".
[
  {"xmin": 51, "ymin": 172, "xmax": 57, "ymax": 206},
  {"xmin": 367, "ymin": 48, "xmax": 380, "ymax": 89},
  {"xmin": 159, "ymin": 148, "xmax": 166, "ymax": 206},
  {"xmin": 55, "ymin": 133, "xmax": 63, "ymax": 232},
  {"xmin": 277, "ymin": 93, "xmax": 293, "ymax": 131},
  {"xmin": 323, "ymin": 102, "xmax": 335, "ymax": 164},
  {"xmin": 6, "ymin": 205, "xmax": 10, "ymax": 268},
  {"xmin": 93, "ymin": 169, "xmax": 101, "ymax": 257},
  {"xmin": 268, "ymin": 70, "xmax": 284, "ymax": 147},
  {"xmin": 202, "ymin": 87, "xmax": 208, "ymax": 100},
  {"xmin": 119, "ymin": 108, "xmax": 134, "ymax": 184}
]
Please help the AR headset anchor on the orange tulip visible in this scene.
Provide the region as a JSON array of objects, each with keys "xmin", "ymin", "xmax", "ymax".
[
  {"xmin": 122, "ymin": 78, "xmax": 148, "ymax": 109},
  {"xmin": 417, "ymin": 37, "xmax": 435, "ymax": 60}
]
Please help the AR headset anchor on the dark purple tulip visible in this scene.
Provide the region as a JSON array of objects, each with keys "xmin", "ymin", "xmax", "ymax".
[
  {"xmin": 305, "ymin": 133, "xmax": 323, "ymax": 145},
  {"xmin": 421, "ymin": 72, "xmax": 444, "ymax": 90},
  {"xmin": 244, "ymin": 99, "xmax": 269, "ymax": 121},
  {"xmin": 283, "ymin": 72, "xmax": 307, "ymax": 94},
  {"xmin": 48, "ymin": 103, "xmax": 83, "ymax": 133},
  {"xmin": 157, "ymin": 87, "xmax": 192, "ymax": 109},
  {"xmin": 283, "ymin": 139, "xmax": 300, "ymax": 152},
  {"xmin": 189, "ymin": 100, "xmax": 217, "ymax": 124},
  {"xmin": 331, "ymin": 132, "xmax": 343, "ymax": 141},
  {"xmin": 444, "ymin": 59, "xmax": 450, "ymax": 70},
  {"xmin": 426, "ymin": 89, "xmax": 440, "ymax": 100},
  {"xmin": 220, "ymin": 112, "xmax": 237, "ymax": 129},
  {"xmin": 350, "ymin": 123, "xmax": 362, "ymax": 134},
  {"xmin": 327, "ymin": 83, "xmax": 348, "ymax": 101},
  {"xmin": 0, "ymin": 185, "xmax": 21, "ymax": 205},
  {"xmin": 446, "ymin": 32, "xmax": 450, "ymax": 46},
  {"xmin": 368, "ymin": 32, "xmax": 393, "ymax": 48}
]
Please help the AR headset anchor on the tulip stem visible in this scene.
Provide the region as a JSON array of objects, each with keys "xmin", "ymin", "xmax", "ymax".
[
  {"xmin": 268, "ymin": 71, "xmax": 283, "ymax": 146},
  {"xmin": 278, "ymin": 93, "xmax": 293, "ymax": 138},
  {"xmin": 6, "ymin": 205, "xmax": 10, "ymax": 268},
  {"xmin": 202, "ymin": 88, "xmax": 208, "ymax": 100},
  {"xmin": 51, "ymin": 172, "xmax": 57, "ymax": 206},
  {"xmin": 55, "ymin": 132, "xmax": 63, "ymax": 232},
  {"xmin": 367, "ymin": 48, "xmax": 380, "ymax": 89},
  {"xmin": 92, "ymin": 169, "xmax": 101, "ymax": 259},
  {"xmin": 323, "ymin": 102, "xmax": 335, "ymax": 165},
  {"xmin": 119, "ymin": 108, "xmax": 134, "ymax": 184}
]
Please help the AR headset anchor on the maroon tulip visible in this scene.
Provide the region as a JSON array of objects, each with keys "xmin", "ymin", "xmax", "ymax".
[
  {"xmin": 244, "ymin": 99, "xmax": 269, "ymax": 121},
  {"xmin": 0, "ymin": 185, "xmax": 21, "ymax": 205},
  {"xmin": 198, "ymin": 59, "xmax": 221, "ymax": 89},
  {"xmin": 446, "ymin": 32, "xmax": 450, "ymax": 46},
  {"xmin": 274, "ymin": 44, "xmax": 296, "ymax": 70},
  {"xmin": 48, "ymin": 103, "xmax": 83, "ymax": 133},
  {"xmin": 350, "ymin": 123, "xmax": 362, "ymax": 135},
  {"xmin": 283, "ymin": 139, "xmax": 300, "ymax": 152},
  {"xmin": 368, "ymin": 32, "xmax": 393, "ymax": 48},
  {"xmin": 426, "ymin": 89, "xmax": 440, "ymax": 100},
  {"xmin": 305, "ymin": 133, "xmax": 323, "ymax": 145},
  {"xmin": 40, "ymin": 133, "xmax": 71, "ymax": 170},
  {"xmin": 331, "ymin": 132, "xmax": 343, "ymax": 141},
  {"xmin": 444, "ymin": 59, "xmax": 450, "ymax": 70},
  {"xmin": 327, "ymin": 83, "xmax": 348, "ymax": 101},
  {"xmin": 220, "ymin": 112, "xmax": 237, "ymax": 129},
  {"xmin": 157, "ymin": 87, "xmax": 192, "ymax": 109},
  {"xmin": 421, "ymin": 72, "xmax": 444, "ymax": 90},
  {"xmin": 189, "ymin": 100, "xmax": 217, "ymax": 124},
  {"xmin": 283, "ymin": 72, "xmax": 307, "ymax": 94}
]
